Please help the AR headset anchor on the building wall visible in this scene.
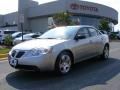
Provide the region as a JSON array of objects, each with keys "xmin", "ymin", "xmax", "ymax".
[
  {"xmin": 67, "ymin": 0, "xmax": 118, "ymax": 24},
  {"xmin": 3, "ymin": 12, "xmax": 18, "ymax": 26},
  {"xmin": 27, "ymin": 0, "xmax": 118, "ymax": 24},
  {"xmin": 0, "ymin": 15, "xmax": 4, "ymax": 27},
  {"xmin": 28, "ymin": 1, "xmax": 66, "ymax": 18},
  {"xmin": 71, "ymin": 16, "xmax": 100, "ymax": 28},
  {"xmin": 12, "ymin": 0, "xmax": 117, "ymax": 33},
  {"xmin": 24, "ymin": 0, "xmax": 118, "ymax": 33},
  {"xmin": 29, "ymin": 17, "xmax": 48, "ymax": 33},
  {"xmin": 0, "ymin": 12, "xmax": 18, "ymax": 31},
  {"xmin": 18, "ymin": 0, "xmax": 39, "ymax": 31},
  {"xmin": 0, "ymin": 26, "xmax": 18, "ymax": 31},
  {"xmin": 80, "ymin": 17, "xmax": 100, "ymax": 28}
]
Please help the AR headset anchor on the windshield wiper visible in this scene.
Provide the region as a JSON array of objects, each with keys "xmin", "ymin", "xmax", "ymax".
[
  {"xmin": 37, "ymin": 38, "xmax": 56, "ymax": 39},
  {"xmin": 45, "ymin": 38, "xmax": 56, "ymax": 39}
]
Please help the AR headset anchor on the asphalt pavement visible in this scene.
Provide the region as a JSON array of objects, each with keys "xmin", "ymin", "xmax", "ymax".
[{"xmin": 0, "ymin": 42, "xmax": 120, "ymax": 90}]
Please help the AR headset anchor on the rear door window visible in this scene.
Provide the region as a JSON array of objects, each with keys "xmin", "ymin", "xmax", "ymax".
[{"xmin": 88, "ymin": 28, "xmax": 98, "ymax": 37}]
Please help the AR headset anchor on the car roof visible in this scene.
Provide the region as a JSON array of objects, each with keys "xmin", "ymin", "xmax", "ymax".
[
  {"xmin": 13, "ymin": 32, "xmax": 21, "ymax": 34},
  {"xmin": 23, "ymin": 33, "xmax": 36, "ymax": 36},
  {"xmin": 55, "ymin": 25, "xmax": 96, "ymax": 29},
  {"xmin": 0, "ymin": 30, "xmax": 17, "ymax": 32},
  {"xmin": 3, "ymin": 30, "xmax": 17, "ymax": 31}
]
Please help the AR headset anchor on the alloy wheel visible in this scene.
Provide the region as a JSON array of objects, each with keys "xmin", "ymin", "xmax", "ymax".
[{"xmin": 59, "ymin": 54, "xmax": 72, "ymax": 74}]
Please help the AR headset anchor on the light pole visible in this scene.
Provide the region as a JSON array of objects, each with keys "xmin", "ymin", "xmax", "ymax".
[{"xmin": 19, "ymin": 14, "xmax": 24, "ymax": 41}]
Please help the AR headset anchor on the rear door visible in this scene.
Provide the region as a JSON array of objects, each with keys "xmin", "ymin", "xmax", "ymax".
[
  {"xmin": 74, "ymin": 27, "xmax": 93, "ymax": 62},
  {"xmin": 88, "ymin": 27, "xmax": 103, "ymax": 55}
]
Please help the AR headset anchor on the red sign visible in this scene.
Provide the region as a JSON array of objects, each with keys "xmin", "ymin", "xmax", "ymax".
[
  {"xmin": 70, "ymin": 3, "xmax": 79, "ymax": 10},
  {"xmin": 70, "ymin": 3, "xmax": 98, "ymax": 12}
]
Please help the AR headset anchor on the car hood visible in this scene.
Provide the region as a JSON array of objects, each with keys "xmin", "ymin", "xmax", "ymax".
[
  {"xmin": 14, "ymin": 37, "xmax": 30, "ymax": 41},
  {"xmin": 12, "ymin": 39, "xmax": 67, "ymax": 50}
]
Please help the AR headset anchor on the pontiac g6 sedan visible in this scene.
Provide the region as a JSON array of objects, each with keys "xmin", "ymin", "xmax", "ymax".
[{"xmin": 8, "ymin": 26, "xmax": 109, "ymax": 75}]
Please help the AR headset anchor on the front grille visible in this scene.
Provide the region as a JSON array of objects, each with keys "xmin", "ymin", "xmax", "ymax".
[
  {"xmin": 12, "ymin": 50, "xmax": 17, "ymax": 57},
  {"xmin": 16, "ymin": 51, "xmax": 25, "ymax": 58},
  {"xmin": 11, "ymin": 50, "xmax": 25, "ymax": 58}
]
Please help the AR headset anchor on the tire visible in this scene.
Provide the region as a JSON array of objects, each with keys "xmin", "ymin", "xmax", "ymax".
[
  {"xmin": 101, "ymin": 45, "xmax": 109, "ymax": 60},
  {"xmin": 55, "ymin": 52, "xmax": 72, "ymax": 75}
]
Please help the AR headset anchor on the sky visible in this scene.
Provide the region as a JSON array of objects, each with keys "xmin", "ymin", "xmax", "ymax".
[{"xmin": 0, "ymin": 0, "xmax": 119, "ymax": 30}]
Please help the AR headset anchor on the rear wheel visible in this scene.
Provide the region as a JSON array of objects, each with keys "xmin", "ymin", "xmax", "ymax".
[
  {"xmin": 101, "ymin": 45, "xmax": 109, "ymax": 60},
  {"xmin": 55, "ymin": 52, "xmax": 72, "ymax": 75}
]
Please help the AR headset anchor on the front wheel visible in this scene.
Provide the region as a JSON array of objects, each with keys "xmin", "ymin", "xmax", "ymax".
[
  {"xmin": 101, "ymin": 45, "xmax": 109, "ymax": 60},
  {"xmin": 55, "ymin": 52, "xmax": 72, "ymax": 75}
]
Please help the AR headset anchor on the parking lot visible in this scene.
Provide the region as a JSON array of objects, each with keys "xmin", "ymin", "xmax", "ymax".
[{"xmin": 0, "ymin": 42, "xmax": 120, "ymax": 90}]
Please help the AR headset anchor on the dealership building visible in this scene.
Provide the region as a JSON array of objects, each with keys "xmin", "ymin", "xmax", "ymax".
[{"xmin": 0, "ymin": 0, "xmax": 118, "ymax": 33}]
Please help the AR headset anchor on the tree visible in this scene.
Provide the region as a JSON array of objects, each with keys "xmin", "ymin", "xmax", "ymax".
[
  {"xmin": 53, "ymin": 12, "xmax": 74, "ymax": 26},
  {"xmin": 99, "ymin": 19, "xmax": 111, "ymax": 32}
]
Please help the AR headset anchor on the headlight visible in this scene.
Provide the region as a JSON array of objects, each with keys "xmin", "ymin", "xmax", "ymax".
[
  {"xmin": 9, "ymin": 48, "xmax": 14, "ymax": 55},
  {"xmin": 29, "ymin": 47, "xmax": 53, "ymax": 56},
  {"xmin": 9, "ymin": 50, "xmax": 12, "ymax": 55}
]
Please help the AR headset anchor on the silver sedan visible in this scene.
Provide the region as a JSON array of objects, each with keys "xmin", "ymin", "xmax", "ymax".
[{"xmin": 8, "ymin": 25, "xmax": 109, "ymax": 75}]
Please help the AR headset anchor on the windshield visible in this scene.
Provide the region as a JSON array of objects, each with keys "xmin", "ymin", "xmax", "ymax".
[
  {"xmin": 18, "ymin": 34, "xmax": 32, "ymax": 39},
  {"xmin": 4, "ymin": 31, "xmax": 17, "ymax": 34},
  {"xmin": 39, "ymin": 27, "xmax": 79, "ymax": 39}
]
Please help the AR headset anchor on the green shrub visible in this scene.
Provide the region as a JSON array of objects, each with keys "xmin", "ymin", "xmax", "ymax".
[
  {"xmin": 109, "ymin": 33, "xmax": 117, "ymax": 40},
  {"xmin": 4, "ymin": 35, "xmax": 13, "ymax": 47},
  {"xmin": 53, "ymin": 12, "xmax": 75, "ymax": 26}
]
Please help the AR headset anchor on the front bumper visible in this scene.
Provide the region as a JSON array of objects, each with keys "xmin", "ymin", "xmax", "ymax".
[{"xmin": 8, "ymin": 53, "xmax": 56, "ymax": 71}]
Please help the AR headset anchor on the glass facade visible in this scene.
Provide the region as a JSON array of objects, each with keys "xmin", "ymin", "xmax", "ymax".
[{"xmin": 71, "ymin": 16, "xmax": 100, "ymax": 29}]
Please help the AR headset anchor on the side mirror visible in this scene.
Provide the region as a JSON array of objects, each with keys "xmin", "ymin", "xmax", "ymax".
[
  {"xmin": 75, "ymin": 35, "xmax": 86, "ymax": 40},
  {"xmin": 101, "ymin": 31, "xmax": 107, "ymax": 34}
]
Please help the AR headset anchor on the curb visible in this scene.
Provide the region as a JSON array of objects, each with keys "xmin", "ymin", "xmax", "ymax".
[
  {"xmin": 0, "ymin": 58, "xmax": 8, "ymax": 61},
  {"xmin": 0, "ymin": 54, "xmax": 8, "ymax": 60}
]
